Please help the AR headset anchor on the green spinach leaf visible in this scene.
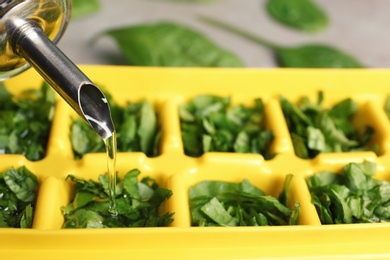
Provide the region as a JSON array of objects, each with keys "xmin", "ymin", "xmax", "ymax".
[
  {"xmin": 266, "ymin": 0, "xmax": 328, "ymax": 33},
  {"xmin": 189, "ymin": 174, "xmax": 299, "ymax": 226},
  {"xmin": 180, "ymin": 95, "xmax": 274, "ymax": 158},
  {"xmin": 276, "ymin": 45, "xmax": 364, "ymax": 68},
  {"xmin": 199, "ymin": 16, "xmax": 364, "ymax": 68},
  {"xmin": 276, "ymin": 45, "xmax": 363, "ymax": 68},
  {"xmin": 307, "ymin": 161, "xmax": 390, "ymax": 224},
  {"xmin": 71, "ymin": 0, "xmax": 100, "ymax": 19},
  {"xmin": 4, "ymin": 166, "xmax": 38, "ymax": 203},
  {"xmin": 280, "ymin": 92, "xmax": 377, "ymax": 158},
  {"xmin": 19, "ymin": 204, "xmax": 34, "ymax": 228},
  {"xmin": 157, "ymin": 0, "xmax": 217, "ymax": 2},
  {"xmin": 71, "ymin": 89, "xmax": 161, "ymax": 159},
  {"xmin": 0, "ymin": 82, "xmax": 55, "ymax": 160},
  {"xmin": 62, "ymin": 169, "xmax": 174, "ymax": 228},
  {"xmin": 97, "ymin": 22, "xmax": 244, "ymax": 67},
  {"xmin": 0, "ymin": 166, "xmax": 38, "ymax": 228},
  {"xmin": 384, "ymin": 95, "xmax": 390, "ymax": 119}
]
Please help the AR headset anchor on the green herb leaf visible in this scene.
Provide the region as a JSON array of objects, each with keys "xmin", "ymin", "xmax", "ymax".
[
  {"xmin": 384, "ymin": 95, "xmax": 390, "ymax": 119},
  {"xmin": 201, "ymin": 197, "xmax": 239, "ymax": 226},
  {"xmin": 19, "ymin": 204, "xmax": 34, "ymax": 228},
  {"xmin": 278, "ymin": 174, "xmax": 293, "ymax": 206},
  {"xmin": 199, "ymin": 16, "xmax": 364, "ymax": 68},
  {"xmin": 138, "ymin": 101, "xmax": 157, "ymax": 155},
  {"xmin": 71, "ymin": 120, "xmax": 103, "ymax": 156},
  {"xmin": 159, "ymin": 0, "xmax": 217, "ymax": 2},
  {"xmin": 0, "ymin": 82, "xmax": 55, "ymax": 160},
  {"xmin": 189, "ymin": 176, "xmax": 299, "ymax": 226},
  {"xmin": 157, "ymin": 0, "xmax": 218, "ymax": 4},
  {"xmin": 307, "ymin": 161, "xmax": 390, "ymax": 224},
  {"xmin": 62, "ymin": 209, "xmax": 104, "ymax": 228},
  {"xmin": 71, "ymin": 93, "xmax": 161, "ymax": 159},
  {"xmin": 123, "ymin": 169, "xmax": 141, "ymax": 199},
  {"xmin": 72, "ymin": 191, "xmax": 97, "ymax": 209},
  {"xmin": 4, "ymin": 166, "xmax": 38, "ymax": 203},
  {"xmin": 0, "ymin": 166, "xmax": 38, "ymax": 228},
  {"xmin": 180, "ymin": 95, "xmax": 274, "ymax": 158},
  {"xmin": 276, "ymin": 45, "xmax": 364, "ymax": 68},
  {"xmin": 280, "ymin": 92, "xmax": 377, "ymax": 158},
  {"xmin": 97, "ymin": 22, "xmax": 244, "ymax": 67},
  {"xmin": 266, "ymin": 0, "xmax": 328, "ymax": 33},
  {"xmin": 62, "ymin": 169, "xmax": 174, "ymax": 228},
  {"xmin": 71, "ymin": 0, "xmax": 100, "ymax": 19},
  {"xmin": 66, "ymin": 174, "xmax": 106, "ymax": 197}
]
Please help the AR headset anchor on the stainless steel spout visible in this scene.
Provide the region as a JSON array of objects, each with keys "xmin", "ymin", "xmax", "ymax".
[
  {"xmin": 0, "ymin": 0, "xmax": 115, "ymax": 140},
  {"xmin": 6, "ymin": 16, "xmax": 114, "ymax": 140}
]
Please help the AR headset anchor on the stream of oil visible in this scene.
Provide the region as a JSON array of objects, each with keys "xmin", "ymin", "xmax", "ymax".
[{"xmin": 104, "ymin": 131, "xmax": 118, "ymax": 215}]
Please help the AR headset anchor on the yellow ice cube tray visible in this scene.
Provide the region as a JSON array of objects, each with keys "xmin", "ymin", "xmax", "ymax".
[{"xmin": 2, "ymin": 66, "xmax": 390, "ymax": 259}]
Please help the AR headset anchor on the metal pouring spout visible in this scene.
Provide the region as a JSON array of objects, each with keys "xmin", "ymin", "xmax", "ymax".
[{"xmin": 0, "ymin": 0, "xmax": 115, "ymax": 140}]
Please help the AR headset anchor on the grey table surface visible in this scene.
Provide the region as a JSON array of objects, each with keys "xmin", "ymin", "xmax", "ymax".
[{"xmin": 57, "ymin": 0, "xmax": 390, "ymax": 68}]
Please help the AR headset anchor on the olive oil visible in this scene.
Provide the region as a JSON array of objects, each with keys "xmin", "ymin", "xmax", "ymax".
[{"xmin": 104, "ymin": 131, "xmax": 118, "ymax": 215}]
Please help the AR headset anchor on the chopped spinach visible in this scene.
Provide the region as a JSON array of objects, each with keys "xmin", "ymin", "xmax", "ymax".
[
  {"xmin": 189, "ymin": 174, "xmax": 299, "ymax": 226},
  {"xmin": 384, "ymin": 95, "xmax": 390, "ymax": 119},
  {"xmin": 179, "ymin": 95, "xmax": 274, "ymax": 158},
  {"xmin": 266, "ymin": 0, "xmax": 328, "ymax": 33},
  {"xmin": 0, "ymin": 166, "xmax": 38, "ymax": 228},
  {"xmin": 307, "ymin": 161, "xmax": 390, "ymax": 224},
  {"xmin": 71, "ymin": 90, "xmax": 161, "ymax": 159},
  {"xmin": 62, "ymin": 169, "xmax": 174, "ymax": 228},
  {"xmin": 0, "ymin": 82, "xmax": 55, "ymax": 160},
  {"xmin": 280, "ymin": 92, "xmax": 377, "ymax": 158},
  {"xmin": 96, "ymin": 22, "xmax": 244, "ymax": 67},
  {"xmin": 199, "ymin": 16, "xmax": 364, "ymax": 68}
]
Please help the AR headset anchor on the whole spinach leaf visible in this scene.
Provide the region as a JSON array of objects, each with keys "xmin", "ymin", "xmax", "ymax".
[
  {"xmin": 71, "ymin": 0, "xmax": 100, "ymax": 19},
  {"xmin": 0, "ymin": 82, "xmax": 55, "ymax": 160},
  {"xmin": 62, "ymin": 169, "xmax": 174, "ymax": 228},
  {"xmin": 280, "ymin": 92, "xmax": 377, "ymax": 158},
  {"xmin": 189, "ymin": 174, "xmax": 299, "ymax": 226},
  {"xmin": 71, "ymin": 88, "xmax": 161, "ymax": 159},
  {"xmin": 179, "ymin": 95, "xmax": 274, "ymax": 158},
  {"xmin": 199, "ymin": 16, "xmax": 364, "ymax": 68},
  {"xmin": 276, "ymin": 45, "xmax": 364, "ymax": 68},
  {"xmin": 266, "ymin": 0, "xmax": 328, "ymax": 33},
  {"xmin": 158, "ymin": 0, "xmax": 217, "ymax": 2},
  {"xmin": 0, "ymin": 166, "xmax": 38, "ymax": 228},
  {"xmin": 307, "ymin": 161, "xmax": 390, "ymax": 224},
  {"xmin": 97, "ymin": 22, "xmax": 244, "ymax": 67}
]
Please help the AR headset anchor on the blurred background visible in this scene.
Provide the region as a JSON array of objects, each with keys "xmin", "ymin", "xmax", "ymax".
[{"xmin": 58, "ymin": 0, "xmax": 390, "ymax": 68}]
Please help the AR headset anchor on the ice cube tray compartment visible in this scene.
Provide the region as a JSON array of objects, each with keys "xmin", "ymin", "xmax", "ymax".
[{"xmin": 2, "ymin": 66, "xmax": 390, "ymax": 259}]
